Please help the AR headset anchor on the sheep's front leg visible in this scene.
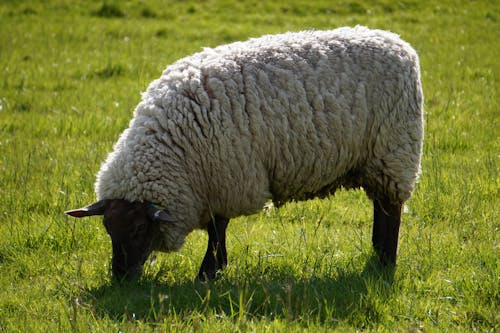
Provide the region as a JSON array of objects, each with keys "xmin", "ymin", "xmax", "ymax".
[
  {"xmin": 198, "ymin": 215, "xmax": 229, "ymax": 281},
  {"xmin": 372, "ymin": 197, "xmax": 402, "ymax": 266}
]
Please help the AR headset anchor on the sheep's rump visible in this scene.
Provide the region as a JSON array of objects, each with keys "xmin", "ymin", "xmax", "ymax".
[{"xmin": 97, "ymin": 26, "xmax": 423, "ymax": 223}]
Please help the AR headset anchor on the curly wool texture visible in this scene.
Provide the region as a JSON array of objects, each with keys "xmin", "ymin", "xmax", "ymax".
[{"xmin": 96, "ymin": 26, "xmax": 424, "ymax": 251}]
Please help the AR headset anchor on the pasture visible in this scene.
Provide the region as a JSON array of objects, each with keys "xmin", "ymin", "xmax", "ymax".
[{"xmin": 0, "ymin": 0, "xmax": 498, "ymax": 331}]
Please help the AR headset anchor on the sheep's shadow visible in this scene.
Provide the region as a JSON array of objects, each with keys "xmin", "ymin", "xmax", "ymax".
[{"xmin": 82, "ymin": 254, "xmax": 395, "ymax": 326}]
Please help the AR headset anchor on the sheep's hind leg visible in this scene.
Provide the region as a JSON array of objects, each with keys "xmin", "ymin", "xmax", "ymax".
[
  {"xmin": 372, "ymin": 197, "xmax": 402, "ymax": 266},
  {"xmin": 198, "ymin": 215, "xmax": 229, "ymax": 281}
]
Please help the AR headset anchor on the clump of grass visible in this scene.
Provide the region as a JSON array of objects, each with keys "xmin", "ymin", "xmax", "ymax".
[
  {"xmin": 21, "ymin": 7, "xmax": 37, "ymax": 15},
  {"xmin": 92, "ymin": 3, "xmax": 125, "ymax": 18},
  {"xmin": 155, "ymin": 28, "xmax": 168, "ymax": 38},
  {"xmin": 93, "ymin": 64, "xmax": 126, "ymax": 79},
  {"xmin": 346, "ymin": 2, "xmax": 367, "ymax": 14},
  {"xmin": 141, "ymin": 7, "xmax": 157, "ymax": 19}
]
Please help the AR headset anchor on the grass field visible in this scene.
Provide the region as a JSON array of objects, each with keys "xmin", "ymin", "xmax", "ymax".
[{"xmin": 0, "ymin": 0, "xmax": 498, "ymax": 331}]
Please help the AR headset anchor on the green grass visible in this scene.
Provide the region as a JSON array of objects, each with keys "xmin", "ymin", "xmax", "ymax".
[{"xmin": 0, "ymin": 0, "xmax": 498, "ymax": 331}]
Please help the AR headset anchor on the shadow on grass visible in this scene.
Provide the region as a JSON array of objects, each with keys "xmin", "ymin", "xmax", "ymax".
[{"xmin": 82, "ymin": 255, "xmax": 395, "ymax": 327}]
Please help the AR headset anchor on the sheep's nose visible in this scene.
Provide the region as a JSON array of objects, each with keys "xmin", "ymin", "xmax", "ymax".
[{"xmin": 112, "ymin": 264, "xmax": 142, "ymax": 282}]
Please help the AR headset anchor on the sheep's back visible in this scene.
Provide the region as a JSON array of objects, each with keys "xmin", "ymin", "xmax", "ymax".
[{"xmin": 110, "ymin": 27, "xmax": 423, "ymax": 222}]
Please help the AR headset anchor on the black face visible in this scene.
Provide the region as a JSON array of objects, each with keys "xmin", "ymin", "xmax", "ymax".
[
  {"xmin": 102, "ymin": 200, "xmax": 159, "ymax": 280},
  {"xmin": 65, "ymin": 199, "xmax": 176, "ymax": 281}
]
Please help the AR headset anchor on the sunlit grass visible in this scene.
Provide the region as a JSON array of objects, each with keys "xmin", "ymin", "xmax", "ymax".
[{"xmin": 0, "ymin": 0, "xmax": 498, "ymax": 331}]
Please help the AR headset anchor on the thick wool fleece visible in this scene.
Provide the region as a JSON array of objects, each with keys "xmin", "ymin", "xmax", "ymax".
[{"xmin": 96, "ymin": 26, "xmax": 423, "ymax": 251}]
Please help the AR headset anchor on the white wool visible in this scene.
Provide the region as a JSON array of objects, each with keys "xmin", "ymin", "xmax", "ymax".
[{"xmin": 96, "ymin": 26, "xmax": 424, "ymax": 251}]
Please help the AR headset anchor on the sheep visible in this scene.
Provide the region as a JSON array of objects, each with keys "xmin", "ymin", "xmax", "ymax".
[{"xmin": 65, "ymin": 26, "xmax": 424, "ymax": 281}]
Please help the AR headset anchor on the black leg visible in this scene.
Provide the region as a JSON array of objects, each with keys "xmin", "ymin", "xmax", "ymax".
[
  {"xmin": 372, "ymin": 197, "xmax": 402, "ymax": 266},
  {"xmin": 198, "ymin": 215, "xmax": 229, "ymax": 281}
]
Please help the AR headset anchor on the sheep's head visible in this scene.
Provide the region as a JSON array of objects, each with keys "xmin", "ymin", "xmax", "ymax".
[{"xmin": 65, "ymin": 199, "xmax": 175, "ymax": 280}]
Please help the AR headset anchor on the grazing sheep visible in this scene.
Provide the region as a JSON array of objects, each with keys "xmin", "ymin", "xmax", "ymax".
[{"xmin": 65, "ymin": 26, "xmax": 424, "ymax": 281}]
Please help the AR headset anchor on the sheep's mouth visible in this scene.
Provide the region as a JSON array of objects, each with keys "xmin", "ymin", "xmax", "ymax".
[
  {"xmin": 112, "ymin": 263, "xmax": 144, "ymax": 281},
  {"xmin": 111, "ymin": 249, "xmax": 150, "ymax": 281}
]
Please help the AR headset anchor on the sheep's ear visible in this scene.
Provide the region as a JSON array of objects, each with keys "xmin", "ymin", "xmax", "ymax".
[
  {"xmin": 147, "ymin": 205, "xmax": 176, "ymax": 223},
  {"xmin": 65, "ymin": 200, "xmax": 108, "ymax": 217}
]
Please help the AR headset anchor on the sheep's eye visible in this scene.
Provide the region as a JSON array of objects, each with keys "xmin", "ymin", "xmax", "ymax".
[{"xmin": 135, "ymin": 223, "xmax": 147, "ymax": 235}]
